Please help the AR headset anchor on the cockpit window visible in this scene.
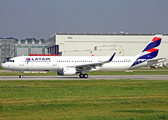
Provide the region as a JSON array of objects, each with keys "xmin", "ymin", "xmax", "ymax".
[{"xmin": 9, "ymin": 60, "xmax": 15, "ymax": 62}]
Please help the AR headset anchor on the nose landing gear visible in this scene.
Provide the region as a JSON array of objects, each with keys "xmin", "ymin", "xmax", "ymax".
[
  {"xmin": 19, "ymin": 75, "xmax": 23, "ymax": 78},
  {"xmin": 19, "ymin": 71, "xmax": 23, "ymax": 78}
]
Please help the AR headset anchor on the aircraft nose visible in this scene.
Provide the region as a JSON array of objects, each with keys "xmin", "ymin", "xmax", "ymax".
[
  {"xmin": 1, "ymin": 63, "xmax": 8, "ymax": 69},
  {"xmin": 1, "ymin": 63, "xmax": 5, "ymax": 69}
]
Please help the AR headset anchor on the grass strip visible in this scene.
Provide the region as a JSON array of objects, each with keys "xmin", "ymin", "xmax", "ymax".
[{"xmin": 0, "ymin": 80, "xmax": 168, "ymax": 120}]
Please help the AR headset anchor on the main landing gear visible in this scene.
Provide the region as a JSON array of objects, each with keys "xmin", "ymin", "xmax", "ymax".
[
  {"xmin": 19, "ymin": 71, "xmax": 23, "ymax": 78},
  {"xmin": 79, "ymin": 73, "xmax": 88, "ymax": 78}
]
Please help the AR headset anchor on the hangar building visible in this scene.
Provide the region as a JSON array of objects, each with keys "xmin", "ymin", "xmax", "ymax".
[
  {"xmin": 46, "ymin": 33, "xmax": 168, "ymax": 60},
  {"xmin": 0, "ymin": 38, "xmax": 47, "ymax": 66},
  {"xmin": 0, "ymin": 38, "xmax": 15, "ymax": 64},
  {"xmin": 14, "ymin": 38, "xmax": 47, "ymax": 56}
]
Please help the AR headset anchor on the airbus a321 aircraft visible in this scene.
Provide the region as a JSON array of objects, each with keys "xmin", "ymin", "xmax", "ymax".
[{"xmin": 2, "ymin": 34, "xmax": 162, "ymax": 78}]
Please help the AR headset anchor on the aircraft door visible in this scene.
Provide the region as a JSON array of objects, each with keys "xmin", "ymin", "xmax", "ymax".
[
  {"xmin": 19, "ymin": 57, "xmax": 24, "ymax": 66},
  {"xmin": 52, "ymin": 59, "xmax": 57, "ymax": 66}
]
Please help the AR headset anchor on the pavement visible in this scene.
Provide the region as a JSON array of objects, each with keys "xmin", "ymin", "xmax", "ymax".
[
  {"xmin": 1, "ymin": 69, "xmax": 168, "ymax": 80},
  {"xmin": 1, "ymin": 75, "xmax": 168, "ymax": 81}
]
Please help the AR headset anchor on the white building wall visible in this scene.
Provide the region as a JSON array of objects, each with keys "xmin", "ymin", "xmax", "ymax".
[
  {"xmin": 54, "ymin": 34, "xmax": 168, "ymax": 58},
  {"xmin": 45, "ymin": 33, "xmax": 168, "ymax": 59}
]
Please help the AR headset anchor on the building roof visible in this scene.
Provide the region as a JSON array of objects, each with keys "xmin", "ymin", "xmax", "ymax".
[{"xmin": 54, "ymin": 33, "xmax": 168, "ymax": 36}]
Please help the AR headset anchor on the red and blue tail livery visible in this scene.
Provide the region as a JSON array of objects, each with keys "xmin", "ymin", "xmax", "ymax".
[{"xmin": 131, "ymin": 35, "xmax": 162, "ymax": 67}]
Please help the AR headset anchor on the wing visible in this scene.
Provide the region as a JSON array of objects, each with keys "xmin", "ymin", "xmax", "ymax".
[{"xmin": 67, "ymin": 53, "xmax": 116, "ymax": 71}]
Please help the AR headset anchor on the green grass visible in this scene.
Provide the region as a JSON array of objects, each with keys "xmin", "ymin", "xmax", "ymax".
[
  {"xmin": 0, "ymin": 80, "xmax": 168, "ymax": 120},
  {"xmin": 0, "ymin": 67, "xmax": 4, "ymax": 70}
]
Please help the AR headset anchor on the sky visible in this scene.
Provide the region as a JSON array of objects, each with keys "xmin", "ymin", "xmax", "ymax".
[{"xmin": 0, "ymin": 0, "xmax": 168, "ymax": 39}]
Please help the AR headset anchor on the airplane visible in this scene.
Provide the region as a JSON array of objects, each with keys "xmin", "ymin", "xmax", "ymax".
[{"xmin": 2, "ymin": 34, "xmax": 163, "ymax": 78}]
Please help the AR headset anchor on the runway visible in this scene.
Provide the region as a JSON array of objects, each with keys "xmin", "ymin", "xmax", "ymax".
[{"xmin": 1, "ymin": 75, "xmax": 168, "ymax": 80}]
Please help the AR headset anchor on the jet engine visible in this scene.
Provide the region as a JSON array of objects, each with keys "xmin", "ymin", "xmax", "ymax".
[{"xmin": 57, "ymin": 68, "xmax": 76, "ymax": 76}]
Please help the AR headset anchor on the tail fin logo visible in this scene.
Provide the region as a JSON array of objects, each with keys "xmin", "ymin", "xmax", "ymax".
[
  {"xmin": 131, "ymin": 36, "xmax": 162, "ymax": 67},
  {"xmin": 142, "ymin": 37, "xmax": 161, "ymax": 52},
  {"xmin": 140, "ymin": 37, "xmax": 161, "ymax": 59}
]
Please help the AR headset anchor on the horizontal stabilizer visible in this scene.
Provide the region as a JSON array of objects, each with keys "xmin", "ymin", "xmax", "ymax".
[{"xmin": 147, "ymin": 58, "xmax": 165, "ymax": 62}]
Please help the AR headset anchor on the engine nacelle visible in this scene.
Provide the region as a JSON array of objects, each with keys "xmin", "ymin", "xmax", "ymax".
[{"xmin": 57, "ymin": 68, "xmax": 76, "ymax": 76}]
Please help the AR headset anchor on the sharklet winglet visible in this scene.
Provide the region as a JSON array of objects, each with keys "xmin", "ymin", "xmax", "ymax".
[{"xmin": 104, "ymin": 52, "xmax": 116, "ymax": 63}]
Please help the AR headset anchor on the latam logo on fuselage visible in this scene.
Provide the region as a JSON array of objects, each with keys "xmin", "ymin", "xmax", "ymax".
[{"xmin": 25, "ymin": 57, "xmax": 51, "ymax": 62}]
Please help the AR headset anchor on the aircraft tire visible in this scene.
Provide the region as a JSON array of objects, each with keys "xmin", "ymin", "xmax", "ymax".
[
  {"xmin": 19, "ymin": 75, "xmax": 23, "ymax": 78},
  {"xmin": 83, "ymin": 74, "xmax": 88, "ymax": 78},
  {"xmin": 79, "ymin": 74, "xmax": 84, "ymax": 78}
]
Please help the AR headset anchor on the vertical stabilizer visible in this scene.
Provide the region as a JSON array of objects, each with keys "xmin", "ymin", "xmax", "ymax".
[{"xmin": 131, "ymin": 34, "xmax": 162, "ymax": 67}]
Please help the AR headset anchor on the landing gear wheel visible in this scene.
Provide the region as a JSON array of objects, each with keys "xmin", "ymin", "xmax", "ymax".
[
  {"xmin": 79, "ymin": 73, "xmax": 88, "ymax": 78},
  {"xmin": 83, "ymin": 74, "xmax": 88, "ymax": 78},
  {"xmin": 19, "ymin": 75, "xmax": 23, "ymax": 78},
  {"xmin": 19, "ymin": 71, "xmax": 23, "ymax": 78},
  {"xmin": 79, "ymin": 74, "xmax": 84, "ymax": 78}
]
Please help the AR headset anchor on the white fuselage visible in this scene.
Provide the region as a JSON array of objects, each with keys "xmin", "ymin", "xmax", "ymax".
[{"xmin": 2, "ymin": 55, "xmax": 146, "ymax": 72}]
